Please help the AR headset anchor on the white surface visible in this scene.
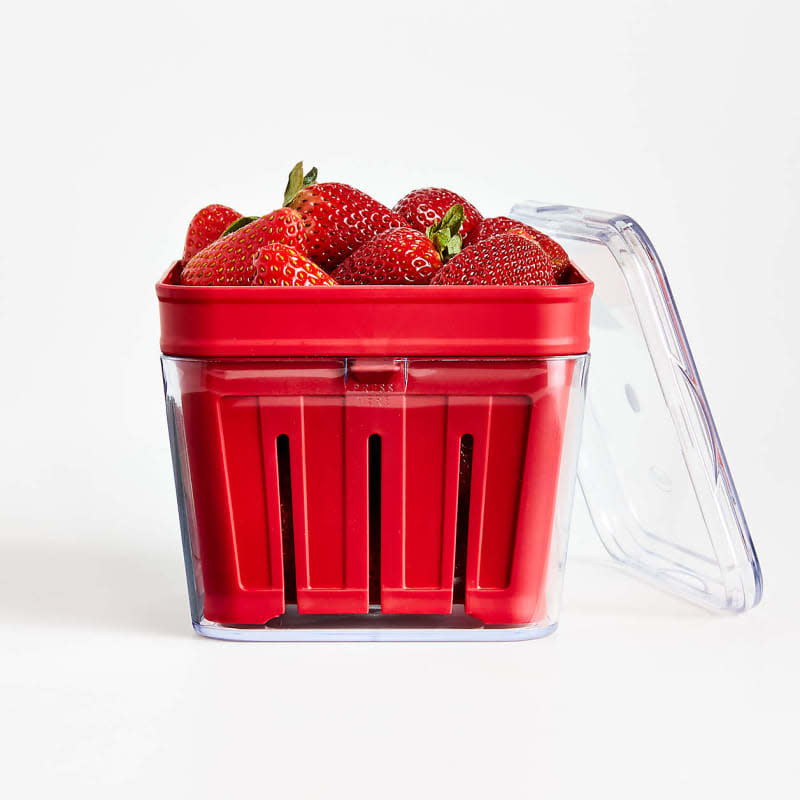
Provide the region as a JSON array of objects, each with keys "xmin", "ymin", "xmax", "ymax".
[{"xmin": 1, "ymin": 1, "xmax": 799, "ymax": 797}]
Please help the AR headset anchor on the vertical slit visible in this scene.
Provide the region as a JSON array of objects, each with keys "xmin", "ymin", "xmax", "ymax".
[
  {"xmin": 453, "ymin": 434, "xmax": 474, "ymax": 606},
  {"xmin": 276, "ymin": 435, "xmax": 297, "ymax": 605},
  {"xmin": 368, "ymin": 434, "xmax": 382, "ymax": 606}
]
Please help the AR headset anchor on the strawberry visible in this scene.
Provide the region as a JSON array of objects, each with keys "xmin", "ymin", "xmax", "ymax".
[
  {"xmin": 182, "ymin": 204, "xmax": 242, "ymax": 262},
  {"xmin": 394, "ymin": 187, "xmax": 483, "ymax": 245},
  {"xmin": 283, "ymin": 162, "xmax": 406, "ymax": 272},
  {"xmin": 431, "ymin": 232, "xmax": 555, "ymax": 286},
  {"xmin": 333, "ymin": 205, "xmax": 464, "ymax": 285},
  {"xmin": 474, "ymin": 216, "xmax": 570, "ymax": 280},
  {"xmin": 180, "ymin": 208, "xmax": 307, "ymax": 286},
  {"xmin": 252, "ymin": 243, "xmax": 338, "ymax": 286}
]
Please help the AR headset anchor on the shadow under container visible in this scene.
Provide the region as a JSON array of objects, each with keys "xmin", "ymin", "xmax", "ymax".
[{"xmin": 158, "ymin": 263, "xmax": 593, "ymax": 640}]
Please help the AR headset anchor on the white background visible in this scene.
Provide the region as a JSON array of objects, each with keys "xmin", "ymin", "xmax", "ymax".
[{"xmin": 2, "ymin": 1, "xmax": 799, "ymax": 797}]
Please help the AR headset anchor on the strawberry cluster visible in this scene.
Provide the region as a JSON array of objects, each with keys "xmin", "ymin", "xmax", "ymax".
[{"xmin": 178, "ymin": 163, "xmax": 572, "ymax": 287}]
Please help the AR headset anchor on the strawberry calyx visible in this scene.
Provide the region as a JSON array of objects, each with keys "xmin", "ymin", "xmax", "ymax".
[
  {"xmin": 426, "ymin": 203, "xmax": 464, "ymax": 262},
  {"xmin": 283, "ymin": 161, "xmax": 318, "ymax": 206},
  {"xmin": 221, "ymin": 215, "xmax": 259, "ymax": 237}
]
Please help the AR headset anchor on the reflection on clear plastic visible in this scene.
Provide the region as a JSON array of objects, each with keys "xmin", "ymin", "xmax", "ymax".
[
  {"xmin": 511, "ymin": 203, "xmax": 762, "ymax": 613},
  {"xmin": 162, "ymin": 356, "xmax": 589, "ymax": 641}
]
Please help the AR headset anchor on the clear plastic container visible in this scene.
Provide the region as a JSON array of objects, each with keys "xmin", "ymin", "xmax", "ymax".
[
  {"xmin": 157, "ymin": 203, "xmax": 762, "ymax": 640},
  {"xmin": 162, "ymin": 356, "xmax": 589, "ymax": 640}
]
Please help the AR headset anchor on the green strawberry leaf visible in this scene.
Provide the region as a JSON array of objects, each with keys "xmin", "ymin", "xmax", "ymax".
[
  {"xmin": 439, "ymin": 203, "xmax": 465, "ymax": 237},
  {"xmin": 426, "ymin": 204, "xmax": 464, "ymax": 262},
  {"xmin": 303, "ymin": 166, "xmax": 318, "ymax": 186},
  {"xmin": 283, "ymin": 161, "xmax": 305, "ymax": 206},
  {"xmin": 221, "ymin": 215, "xmax": 259, "ymax": 237},
  {"xmin": 434, "ymin": 229, "xmax": 450, "ymax": 251}
]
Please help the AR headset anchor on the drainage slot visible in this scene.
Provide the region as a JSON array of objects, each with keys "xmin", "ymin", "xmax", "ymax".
[
  {"xmin": 368, "ymin": 434, "xmax": 382, "ymax": 605},
  {"xmin": 453, "ymin": 434, "xmax": 474, "ymax": 605},
  {"xmin": 276, "ymin": 434, "xmax": 297, "ymax": 605}
]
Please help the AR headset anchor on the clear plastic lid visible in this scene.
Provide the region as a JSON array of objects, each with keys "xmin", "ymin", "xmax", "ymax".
[{"xmin": 511, "ymin": 203, "xmax": 762, "ymax": 613}]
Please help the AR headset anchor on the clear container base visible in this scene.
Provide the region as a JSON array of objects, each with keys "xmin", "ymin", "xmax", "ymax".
[{"xmin": 192, "ymin": 605, "xmax": 558, "ymax": 642}]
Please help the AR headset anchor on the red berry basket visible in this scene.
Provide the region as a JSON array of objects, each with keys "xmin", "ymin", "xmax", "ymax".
[
  {"xmin": 158, "ymin": 257, "xmax": 592, "ymax": 640},
  {"xmin": 158, "ymin": 203, "xmax": 763, "ymax": 640}
]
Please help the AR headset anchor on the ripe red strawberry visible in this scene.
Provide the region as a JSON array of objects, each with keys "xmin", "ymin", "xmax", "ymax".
[
  {"xmin": 333, "ymin": 205, "xmax": 465, "ymax": 285},
  {"xmin": 333, "ymin": 229, "xmax": 440, "ymax": 285},
  {"xmin": 283, "ymin": 162, "xmax": 405, "ymax": 272},
  {"xmin": 394, "ymin": 187, "xmax": 483, "ymax": 244},
  {"xmin": 180, "ymin": 208, "xmax": 307, "ymax": 286},
  {"xmin": 182, "ymin": 204, "xmax": 242, "ymax": 262},
  {"xmin": 431, "ymin": 232, "xmax": 556, "ymax": 286},
  {"xmin": 475, "ymin": 216, "xmax": 570, "ymax": 279},
  {"xmin": 252, "ymin": 243, "xmax": 338, "ymax": 286}
]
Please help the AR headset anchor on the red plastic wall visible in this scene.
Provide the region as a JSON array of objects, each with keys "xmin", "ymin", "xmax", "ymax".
[{"xmin": 175, "ymin": 357, "xmax": 576, "ymax": 626}]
